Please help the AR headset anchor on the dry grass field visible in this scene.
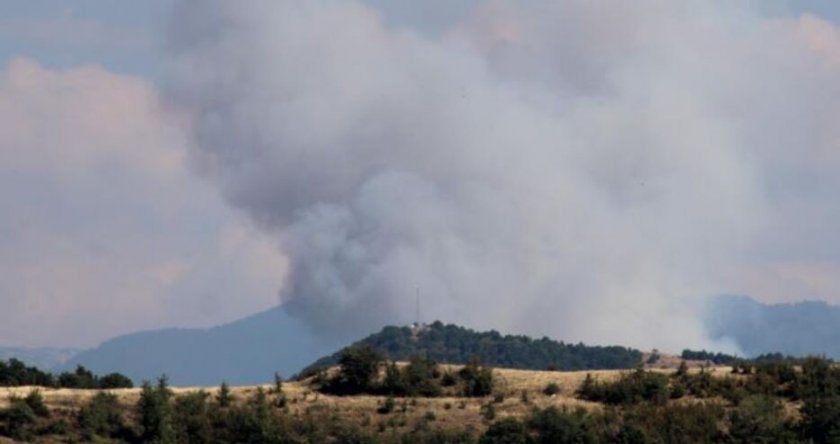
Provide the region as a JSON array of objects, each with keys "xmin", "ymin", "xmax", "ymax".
[{"xmin": 0, "ymin": 364, "xmax": 737, "ymax": 438}]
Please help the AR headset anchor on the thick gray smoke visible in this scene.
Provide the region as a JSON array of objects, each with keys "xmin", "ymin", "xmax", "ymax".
[{"xmin": 164, "ymin": 1, "xmax": 840, "ymax": 351}]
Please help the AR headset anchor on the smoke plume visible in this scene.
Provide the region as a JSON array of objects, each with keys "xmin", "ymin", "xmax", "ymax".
[{"xmin": 163, "ymin": 1, "xmax": 840, "ymax": 351}]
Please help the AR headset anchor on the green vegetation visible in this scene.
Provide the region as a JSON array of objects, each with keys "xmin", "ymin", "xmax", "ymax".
[
  {"xmin": 681, "ymin": 349, "xmax": 739, "ymax": 364},
  {"xmin": 5, "ymin": 359, "xmax": 840, "ymax": 442},
  {"xmin": 542, "ymin": 382, "xmax": 561, "ymax": 396},
  {"xmin": 577, "ymin": 368, "xmax": 669, "ymax": 405},
  {"xmin": 681, "ymin": 349, "xmax": 810, "ymax": 367},
  {"xmin": 317, "ymin": 346, "xmax": 494, "ymax": 398},
  {"xmin": 300, "ymin": 321, "xmax": 642, "ymax": 377},
  {"xmin": 78, "ymin": 391, "xmax": 130, "ymax": 440},
  {"xmin": 137, "ymin": 376, "xmax": 175, "ymax": 443},
  {"xmin": 216, "ymin": 381, "xmax": 234, "ymax": 407},
  {"xmin": 7, "ymin": 342, "xmax": 840, "ymax": 442},
  {"xmin": 0, "ymin": 358, "xmax": 133, "ymax": 388}
]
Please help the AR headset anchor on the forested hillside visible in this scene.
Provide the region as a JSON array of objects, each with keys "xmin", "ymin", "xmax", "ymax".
[
  {"xmin": 706, "ymin": 295, "xmax": 840, "ymax": 359},
  {"xmin": 300, "ymin": 321, "xmax": 641, "ymax": 376}
]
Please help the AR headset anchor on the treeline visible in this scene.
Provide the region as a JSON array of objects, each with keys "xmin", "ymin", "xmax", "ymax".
[
  {"xmin": 681, "ymin": 348, "xmax": 809, "ymax": 366},
  {"xmin": 680, "ymin": 349, "xmax": 739, "ymax": 364},
  {"xmin": 301, "ymin": 321, "xmax": 641, "ymax": 376},
  {"xmin": 0, "ymin": 358, "xmax": 132, "ymax": 389}
]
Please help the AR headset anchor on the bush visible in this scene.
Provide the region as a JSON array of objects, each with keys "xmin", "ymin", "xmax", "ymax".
[
  {"xmin": 24, "ymin": 390, "xmax": 49, "ymax": 417},
  {"xmin": 216, "ymin": 381, "xmax": 234, "ymax": 407},
  {"xmin": 577, "ymin": 369, "xmax": 668, "ymax": 405},
  {"xmin": 527, "ymin": 406, "xmax": 592, "ymax": 444},
  {"xmin": 322, "ymin": 346, "xmax": 384, "ymax": 395},
  {"xmin": 729, "ymin": 395, "xmax": 794, "ymax": 443},
  {"xmin": 480, "ymin": 417, "xmax": 529, "ymax": 444},
  {"xmin": 480, "ymin": 402, "xmax": 496, "ymax": 421},
  {"xmin": 402, "ymin": 356, "xmax": 443, "ymax": 397},
  {"xmin": 0, "ymin": 398, "xmax": 36, "ymax": 440},
  {"xmin": 441, "ymin": 371, "xmax": 458, "ymax": 387},
  {"xmin": 543, "ymin": 383, "xmax": 561, "ymax": 396},
  {"xmin": 460, "ymin": 360, "xmax": 494, "ymax": 397},
  {"xmin": 78, "ymin": 391, "xmax": 126, "ymax": 439},
  {"xmin": 271, "ymin": 373, "xmax": 287, "ymax": 408},
  {"xmin": 99, "ymin": 372, "xmax": 134, "ymax": 389},
  {"xmin": 800, "ymin": 396, "xmax": 840, "ymax": 443},
  {"xmin": 377, "ymin": 396, "xmax": 395, "ymax": 414},
  {"xmin": 173, "ymin": 391, "xmax": 211, "ymax": 444}
]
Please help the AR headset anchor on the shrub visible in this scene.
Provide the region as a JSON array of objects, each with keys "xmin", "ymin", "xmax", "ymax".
[
  {"xmin": 137, "ymin": 376, "xmax": 175, "ymax": 443},
  {"xmin": 578, "ymin": 369, "xmax": 668, "ymax": 405},
  {"xmin": 543, "ymin": 383, "xmax": 561, "ymax": 396},
  {"xmin": 460, "ymin": 360, "xmax": 494, "ymax": 397},
  {"xmin": 99, "ymin": 372, "xmax": 134, "ymax": 389},
  {"xmin": 441, "ymin": 371, "xmax": 457, "ymax": 387},
  {"xmin": 402, "ymin": 356, "xmax": 443, "ymax": 397},
  {"xmin": 481, "ymin": 402, "xmax": 496, "ymax": 421},
  {"xmin": 729, "ymin": 395, "xmax": 794, "ymax": 443},
  {"xmin": 24, "ymin": 390, "xmax": 49, "ymax": 417},
  {"xmin": 271, "ymin": 373, "xmax": 287, "ymax": 408},
  {"xmin": 527, "ymin": 406, "xmax": 592, "ymax": 444},
  {"xmin": 216, "ymin": 381, "xmax": 234, "ymax": 407},
  {"xmin": 800, "ymin": 396, "xmax": 840, "ymax": 443},
  {"xmin": 78, "ymin": 392, "xmax": 126, "ymax": 439},
  {"xmin": 0, "ymin": 398, "xmax": 36, "ymax": 440},
  {"xmin": 377, "ymin": 396, "xmax": 395, "ymax": 414},
  {"xmin": 481, "ymin": 417, "xmax": 529, "ymax": 444},
  {"xmin": 173, "ymin": 391, "xmax": 211, "ymax": 444},
  {"xmin": 322, "ymin": 346, "xmax": 384, "ymax": 395}
]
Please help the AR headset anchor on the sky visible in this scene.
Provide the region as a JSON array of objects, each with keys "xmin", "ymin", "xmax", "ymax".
[{"xmin": 1, "ymin": 1, "xmax": 840, "ymax": 351}]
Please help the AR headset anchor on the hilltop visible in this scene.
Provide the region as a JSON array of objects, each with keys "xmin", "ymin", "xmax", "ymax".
[{"xmin": 300, "ymin": 321, "xmax": 642, "ymax": 377}]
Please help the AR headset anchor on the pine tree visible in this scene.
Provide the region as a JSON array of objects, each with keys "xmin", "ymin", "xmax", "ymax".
[{"xmin": 137, "ymin": 375, "xmax": 175, "ymax": 443}]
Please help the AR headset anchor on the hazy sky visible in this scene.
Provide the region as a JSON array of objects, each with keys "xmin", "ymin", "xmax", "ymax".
[{"xmin": 2, "ymin": 1, "xmax": 840, "ymax": 350}]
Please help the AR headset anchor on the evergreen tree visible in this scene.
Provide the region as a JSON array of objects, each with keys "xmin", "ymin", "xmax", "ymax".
[
  {"xmin": 137, "ymin": 375, "xmax": 175, "ymax": 444},
  {"xmin": 216, "ymin": 381, "xmax": 234, "ymax": 407}
]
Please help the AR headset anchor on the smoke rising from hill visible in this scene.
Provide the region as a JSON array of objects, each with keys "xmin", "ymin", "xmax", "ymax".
[{"xmin": 163, "ymin": 1, "xmax": 840, "ymax": 351}]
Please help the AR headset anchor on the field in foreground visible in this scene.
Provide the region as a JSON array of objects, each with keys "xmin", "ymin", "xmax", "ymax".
[{"xmin": 1, "ymin": 364, "xmax": 744, "ymax": 443}]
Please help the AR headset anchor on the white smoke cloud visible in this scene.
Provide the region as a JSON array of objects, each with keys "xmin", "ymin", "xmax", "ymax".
[
  {"xmin": 163, "ymin": 1, "xmax": 840, "ymax": 351},
  {"xmin": 0, "ymin": 58, "xmax": 289, "ymax": 347}
]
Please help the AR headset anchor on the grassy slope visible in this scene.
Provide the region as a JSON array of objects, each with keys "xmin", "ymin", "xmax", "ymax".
[{"xmin": 0, "ymin": 365, "xmax": 736, "ymax": 437}]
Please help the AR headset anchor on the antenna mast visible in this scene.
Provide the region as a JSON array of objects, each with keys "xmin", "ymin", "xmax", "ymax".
[{"xmin": 415, "ymin": 286, "xmax": 420, "ymax": 326}]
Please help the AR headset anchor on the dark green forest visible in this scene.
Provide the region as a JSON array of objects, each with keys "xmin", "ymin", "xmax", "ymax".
[
  {"xmin": 300, "ymin": 321, "xmax": 642, "ymax": 377},
  {"xmin": 0, "ymin": 358, "xmax": 132, "ymax": 389}
]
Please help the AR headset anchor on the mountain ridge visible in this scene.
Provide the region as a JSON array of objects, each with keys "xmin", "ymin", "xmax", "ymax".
[
  {"xmin": 62, "ymin": 305, "xmax": 342, "ymax": 386},
  {"xmin": 299, "ymin": 321, "xmax": 643, "ymax": 377}
]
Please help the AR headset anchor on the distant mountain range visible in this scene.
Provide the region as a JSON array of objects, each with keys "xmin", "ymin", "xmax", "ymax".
[
  {"xmin": 0, "ymin": 347, "xmax": 80, "ymax": 370},
  {"xmin": 5, "ymin": 295, "xmax": 840, "ymax": 387},
  {"xmin": 705, "ymin": 294, "xmax": 840, "ymax": 359},
  {"xmin": 59, "ymin": 306, "xmax": 343, "ymax": 386}
]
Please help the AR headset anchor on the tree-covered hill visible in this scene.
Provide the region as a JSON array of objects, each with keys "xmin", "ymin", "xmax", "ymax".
[
  {"xmin": 300, "ymin": 321, "xmax": 641, "ymax": 376},
  {"xmin": 706, "ymin": 295, "xmax": 840, "ymax": 359}
]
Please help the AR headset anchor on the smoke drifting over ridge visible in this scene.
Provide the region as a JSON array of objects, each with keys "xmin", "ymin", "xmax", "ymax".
[{"xmin": 164, "ymin": 1, "xmax": 840, "ymax": 351}]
